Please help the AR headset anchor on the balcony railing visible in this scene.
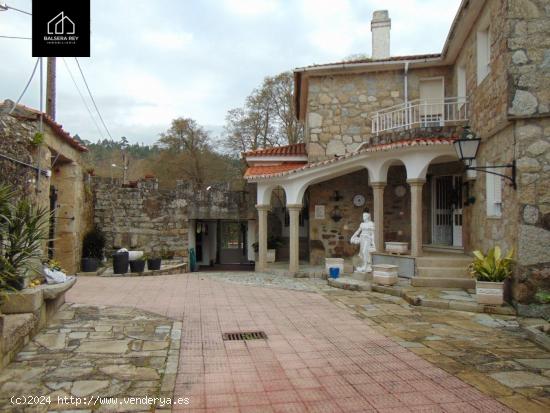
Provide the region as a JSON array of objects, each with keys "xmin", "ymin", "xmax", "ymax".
[{"xmin": 371, "ymin": 97, "xmax": 469, "ymax": 135}]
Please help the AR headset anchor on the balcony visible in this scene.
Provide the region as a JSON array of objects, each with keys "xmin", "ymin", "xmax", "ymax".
[{"xmin": 371, "ymin": 97, "xmax": 469, "ymax": 135}]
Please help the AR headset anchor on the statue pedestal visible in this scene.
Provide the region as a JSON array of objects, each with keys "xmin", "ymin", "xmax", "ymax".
[
  {"xmin": 351, "ymin": 271, "xmax": 371, "ymax": 282},
  {"xmin": 372, "ymin": 264, "xmax": 398, "ymax": 286}
]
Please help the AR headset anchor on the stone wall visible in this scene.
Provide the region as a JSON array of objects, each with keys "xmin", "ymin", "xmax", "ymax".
[
  {"xmin": 0, "ymin": 111, "xmax": 88, "ymax": 274},
  {"xmin": 305, "ymin": 66, "xmax": 453, "ymax": 162},
  {"xmin": 93, "ymin": 179, "xmax": 256, "ymax": 263}
]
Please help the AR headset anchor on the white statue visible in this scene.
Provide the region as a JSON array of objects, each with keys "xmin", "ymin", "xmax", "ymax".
[{"xmin": 350, "ymin": 212, "xmax": 376, "ymax": 273}]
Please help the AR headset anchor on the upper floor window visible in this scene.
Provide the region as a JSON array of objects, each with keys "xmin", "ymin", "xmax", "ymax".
[{"xmin": 477, "ymin": 26, "xmax": 491, "ymax": 84}]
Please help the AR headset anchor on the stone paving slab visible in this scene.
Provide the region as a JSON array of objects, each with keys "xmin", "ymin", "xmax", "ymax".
[
  {"xmin": 0, "ymin": 304, "xmax": 180, "ymax": 412},
  {"xmin": 66, "ymin": 274, "xmax": 517, "ymax": 412}
]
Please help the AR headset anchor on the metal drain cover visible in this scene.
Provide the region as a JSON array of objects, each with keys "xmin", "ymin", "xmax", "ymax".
[{"xmin": 222, "ymin": 331, "xmax": 268, "ymax": 341}]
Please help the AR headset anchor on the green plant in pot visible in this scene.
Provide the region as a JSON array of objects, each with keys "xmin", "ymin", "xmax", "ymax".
[
  {"xmin": 81, "ymin": 226, "xmax": 105, "ymax": 272},
  {"xmin": 129, "ymin": 254, "xmax": 146, "ymax": 273},
  {"xmin": 147, "ymin": 252, "xmax": 162, "ymax": 271},
  {"xmin": 469, "ymin": 246, "xmax": 514, "ymax": 305},
  {"xmin": 0, "ymin": 185, "xmax": 50, "ymax": 292}
]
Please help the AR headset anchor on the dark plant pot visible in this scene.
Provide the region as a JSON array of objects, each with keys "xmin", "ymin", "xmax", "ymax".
[
  {"xmin": 147, "ymin": 258, "xmax": 161, "ymax": 271},
  {"xmin": 81, "ymin": 257, "xmax": 98, "ymax": 272},
  {"xmin": 129, "ymin": 259, "xmax": 146, "ymax": 273},
  {"xmin": 7, "ymin": 277, "xmax": 25, "ymax": 291},
  {"xmin": 112, "ymin": 252, "xmax": 129, "ymax": 274}
]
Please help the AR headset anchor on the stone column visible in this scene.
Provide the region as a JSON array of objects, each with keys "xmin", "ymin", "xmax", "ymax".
[
  {"xmin": 256, "ymin": 204, "xmax": 270, "ymax": 272},
  {"xmin": 287, "ymin": 204, "xmax": 302, "ymax": 274},
  {"xmin": 371, "ymin": 182, "xmax": 386, "ymax": 252},
  {"xmin": 408, "ymin": 179, "xmax": 425, "ymax": 257}
]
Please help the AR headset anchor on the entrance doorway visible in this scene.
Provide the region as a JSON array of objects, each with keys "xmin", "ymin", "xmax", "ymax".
[
  {"xmin": 431, "ymin": 175, "xmax": 463, "ymax": 247},
  {"xmin": 219, "ymin": 221, "xmax": 248, "ymax": 264}
]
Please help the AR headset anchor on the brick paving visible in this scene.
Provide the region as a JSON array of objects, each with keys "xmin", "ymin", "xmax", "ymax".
[{"xmin": 66, "ymin": 274, "xmax": 513, "ymax": 412}]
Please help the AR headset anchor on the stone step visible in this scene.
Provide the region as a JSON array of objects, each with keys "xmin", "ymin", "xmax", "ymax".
[
  {"xmin": 423, "ymin": 245, "xmax": 466, "ymax": 254},
  {"xmin": 411, "ymin": 276, "xmax": 475, "ymax": 289},
  {"xmin": 417, "ymin": 266, "xmax": 469, "ymax": 278},
  {"xmin": 328, "ymin": 277, "xmax": 371, "ymax": 291},
  {"xmin": 416, "ymin": 255, "xmax": 472, "ymax": 268}
]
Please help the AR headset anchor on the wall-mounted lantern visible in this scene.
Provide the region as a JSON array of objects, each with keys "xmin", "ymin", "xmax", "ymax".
[
  {"xmin": 453, "ymin": 126, "xmax": 516, "ymax": 189},
  {"xmin": 330, "ymin": 206, "xmax": 343, "ymax": 222}
]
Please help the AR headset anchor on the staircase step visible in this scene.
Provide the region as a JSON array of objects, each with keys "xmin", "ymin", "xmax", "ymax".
[
  {"xmin": 412, "ymin": 277, "xmax": 475, "ymax": 289},
  {"xmin": 417, "ymin": 266, "xmax": 469, "ymax": 278},
  {"xmin": 416, "ymin": 256, "xmax": 472, "ymax": 268}
]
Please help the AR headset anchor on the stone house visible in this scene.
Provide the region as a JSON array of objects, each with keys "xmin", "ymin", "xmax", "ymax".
[
  {"xmin": 0, "ymin": 100, "xmax": 89, "ymax": 275},
  {"xmin": 244, "ymin": 0, "xmax": 550, "ymax": 306}
]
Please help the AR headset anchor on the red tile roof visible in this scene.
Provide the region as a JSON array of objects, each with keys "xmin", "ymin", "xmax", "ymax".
[
  {"xmin": 244, "ymin": 137, "xmax": 456, "ymax": 180},
  {"xmin": 244, "ymin": 162, "xmax": 307, "ymax": 177},
  {"xmin": 244, "ymin": 143, "xmax": 307, "ymax": 157},
  {"xmin": 1, "ymin": 100, "xmax": 88, "ymax": 152}
]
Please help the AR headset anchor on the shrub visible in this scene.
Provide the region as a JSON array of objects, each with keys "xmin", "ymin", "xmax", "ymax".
[
  {"xmin": 82, "ymin": 226, "xmax": 106, "ymax": 260},
  {"xmin": 469, "ymin": 246, "xmax": 514, "ymax": 282},
  {"xmin": 0, "ymin": 185, "xmax": 50, "ymax": 291}
]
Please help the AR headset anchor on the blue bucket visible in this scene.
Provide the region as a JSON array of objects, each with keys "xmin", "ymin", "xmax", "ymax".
[{"xmin": 329, "ymin": 267, "xmax": 340, "ymax": 278}]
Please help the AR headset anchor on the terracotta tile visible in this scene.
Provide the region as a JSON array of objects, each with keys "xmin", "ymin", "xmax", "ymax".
[
  {"xmin": 206, "ymin": 393, "xmax": 238, "ymax": 409},
  {"xmin": 267, "ymin": 389, "xmax": 301, "ymax": 404},
  {"xmin": 271, "ymin": 402, "xmax": 308, "ymax": 413},
  {"xmin": 238, "ymin": 392, "xmax": 271, "ymax": 406}
]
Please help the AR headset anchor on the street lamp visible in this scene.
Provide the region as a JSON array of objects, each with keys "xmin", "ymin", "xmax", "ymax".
[{"xmin": 453, "ymin": 126, "xmax": 516, "ymax": 189}]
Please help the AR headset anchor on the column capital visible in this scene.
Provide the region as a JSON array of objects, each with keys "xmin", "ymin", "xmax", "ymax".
[
  {"xmin": 256, "ymin": 204, "xmax": 271, "ymax": 211},
  {"xmin": 286, "ymin": 203, "xmax": 302, "ymax": 210},
  {"xmin": 370, "ymin": 181, "xmax": 387, "ymax": 189},
  {"xmin": 407, "ymin": 178, "xmax": 426, "ymax": 186}
]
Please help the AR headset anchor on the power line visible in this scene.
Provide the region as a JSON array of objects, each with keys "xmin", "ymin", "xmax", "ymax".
[
  {"xmin": 0, "ymin": 3, "xmax": 32, "ymax": 15},
  {"xmin": 9, "ymin": 57, "xmax": 39, "ymax": 114},
  {"xmin": 74, "ymin": 57, "xmax": 114, "ymax": 140},
  {"xmin": 0, "ymin": 35, "xmax": 31, "ymax": 39},
  {"xmin": 61, "ymin": 57, "xmax": 105, "ymax": 140}
]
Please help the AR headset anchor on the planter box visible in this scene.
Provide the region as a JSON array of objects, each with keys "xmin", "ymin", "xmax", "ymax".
[
  {"xmin": 385, "ymin": 242, "xmax": 408, "ymax": 254},
  {"xmin": 147, "ymin": 258, "xmax": 162, "ymax": 271},
  {"xmin": 128, "ymin": 250, "xmax": 144, "ymax": 261},
  {"xmin": 266, "ymin": 249, "xmax": 276, "ymax": 263},
  {"xmin": 325, "ymin": 258, "xmax": 344, "ymax": 276},
  {"xmin": 476, "ymin": 281, "xmax": 504, "ymax": 305},
  {"xmin": 373, "ymin": 264, "xmax": 398, "ymax": 286},
  {"xmin": 129, "ymin": 260, "xmax": 146, "ymax": 273}
]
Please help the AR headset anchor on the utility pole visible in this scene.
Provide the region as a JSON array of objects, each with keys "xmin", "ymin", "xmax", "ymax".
[{"xmin": 46, "ymin": 57, "xmax": 56, "ymax": 119}]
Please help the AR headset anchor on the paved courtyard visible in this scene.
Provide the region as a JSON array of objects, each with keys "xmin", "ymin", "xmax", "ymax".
[
  {"xmin": 2, "ymin": 272, "xmax": 548, "ymax": 412},
  {"xmin": 61, "ymin": 271, "xmax": 550, "ymax": 412}
]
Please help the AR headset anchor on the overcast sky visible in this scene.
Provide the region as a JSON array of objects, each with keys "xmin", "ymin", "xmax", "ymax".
[{"xmin": 1, "ymin": 0, "xmax": 461, "ymax": 145}]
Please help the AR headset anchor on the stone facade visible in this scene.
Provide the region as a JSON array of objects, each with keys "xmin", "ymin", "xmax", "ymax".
[
  {"xmin": 0, "ymin": 108, "xmax": 89, "ymax": 275},
  {"xmin": 305, "ymin": 66, "xmax": 453, "ymax": 162},
  {"xmin": 93, "ymin": 179, "xmax": 256, "ymax": 264}
]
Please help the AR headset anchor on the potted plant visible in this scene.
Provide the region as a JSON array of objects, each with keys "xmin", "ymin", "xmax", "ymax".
[
  {"xmin": 129, "ymin": 255, "xmax": 146, "ymax": 273},
  {"xmin": 470, "ymin": 246, "xmax": 514, "ymax": 305},
  {"xmin": 81, "ymin": 226, "xmax": 105, "ymax": 272},
  {"xmin": 147, "ymin": 253, "xmax": 162, "ymax": 271},
  {"xmin": 0, "ymin": 185, "xmax": 50, "ymax": 291},
  {"xmin": 267, "ymin": 236, "xmax": 283, "ymax": 263},
  {"xmin": 112, "ymin": 251, "xmax": 129, "ymax": 274}
]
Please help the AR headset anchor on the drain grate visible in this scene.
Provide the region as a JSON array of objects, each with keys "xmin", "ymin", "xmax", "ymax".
[{"xmin": 222, "ymin": 331, "xmax": 268, "ymax": 341}]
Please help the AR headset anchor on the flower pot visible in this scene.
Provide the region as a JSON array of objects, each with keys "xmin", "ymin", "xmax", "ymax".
[
  {"xmin": 147, "ymin": 258, "xmax": 161, "ymax": 271},
  {"xmin": 385, "ymin": 242, "xmax": 408, "ymax": 254},
  {"xmin": 129, "ymin": 259, "xmax": 146, "ymax": 273},
  {"xmin": 329, "ymin": 267, "xmax": 340, "ymax": 279},
  {"xmin": 81, "ymin": 257, "xmax": 98, "ymax": 273},
  {"xmin": 325, "ymin": 258, "xmax": 344, "ymax": 276},
  {"xmin": 266, "ymin": 249, "xmax": 276, "ymax": 263},
  {"xmin": 373, "ymin": 264, "xmax": 398, "ymax": 286},
  {"xmin": 476, "ymin": 281, "xmax": 504, "ymax": 305},
  {"xmin": 112, "ymin": 252, "xmax": 129, "ymax": 274}
]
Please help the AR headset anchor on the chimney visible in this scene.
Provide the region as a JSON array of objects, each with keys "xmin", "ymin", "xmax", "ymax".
[{"xmin": 371, "ymin": 10, "xmax": 391, "ymax": 59}]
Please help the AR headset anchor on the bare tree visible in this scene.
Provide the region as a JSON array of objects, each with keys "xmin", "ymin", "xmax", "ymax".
[{"xmin": 223, "ymin": 71, "xmax": 303, "ymax": 155}]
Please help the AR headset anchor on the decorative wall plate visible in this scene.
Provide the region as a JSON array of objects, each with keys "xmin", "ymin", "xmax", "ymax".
[
  {"xmin": 353, "ymin": 194, "xmax": 366, "ymax": 207},
  {"xmin": 394, "ymin": 185, "xmax": 406, "ymax": 197}
]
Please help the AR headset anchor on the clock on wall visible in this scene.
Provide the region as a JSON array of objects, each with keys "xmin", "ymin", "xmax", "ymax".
[{"xmin": 352, "ymin": 194, "xmax": 366, "ymax": 207}]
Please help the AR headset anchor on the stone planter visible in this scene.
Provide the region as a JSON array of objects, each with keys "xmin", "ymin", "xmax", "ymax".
[
  {"xmin": 128, "ymin": 250, "xmax": 144, "ymax": 261},
  {"xmin": 373, "ymin": 264, "xmax": 398, "ymax": 286},
  {"xmin": 81, "ymin": 257, "xmax": 98, "ymax": 272},
  {"xmin": 266, "ymin": 249, "xmax": 276, "ymax": 263},
  {"xmin": 325, "ymin": 258, "xmax": 344, "ymax": 276},
  {"xmin": 385, "ymin": 242, "xmax": 408, "ymax": 254},
  {"xmin": 147, "ymin": 258, "xmax": 162, "ymax": 271},
  {"xmin": 476, "ymin": 280, "xmax": 504, "ymax": 305},
  {"xmin": 129, "ymin": 259, "xmax": 146, "ymax": 273}
]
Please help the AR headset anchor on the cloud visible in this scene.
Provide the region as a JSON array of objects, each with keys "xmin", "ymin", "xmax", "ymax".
[
  {"xmin": 141, "ymin": 31, "xmax": 194, "ymax": 50},
  {"xmin": 222, "ymin": 0, "xmax": 280, "ymax": 16}
]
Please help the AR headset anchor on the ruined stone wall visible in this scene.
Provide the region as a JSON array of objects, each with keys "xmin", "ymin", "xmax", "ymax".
[
  {"xmin": 305, "ymin": 66, "xmax": 453, "ymax": 162},
  {"xmin": 93, "ymin": 178, "xmax": 190, "ymax": 260}
]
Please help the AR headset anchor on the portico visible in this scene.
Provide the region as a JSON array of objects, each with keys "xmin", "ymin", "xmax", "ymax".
[{"xmin": 246, "ymin": 138, "xmax": 460, "ymax": 275}]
